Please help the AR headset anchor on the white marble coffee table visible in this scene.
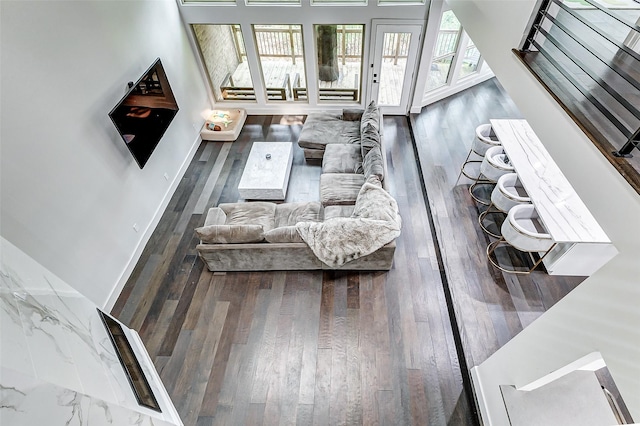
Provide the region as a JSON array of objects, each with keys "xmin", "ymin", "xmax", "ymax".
[{"xmin": 238, "ymin": 142, "xmax": 294, "ymax": 200}]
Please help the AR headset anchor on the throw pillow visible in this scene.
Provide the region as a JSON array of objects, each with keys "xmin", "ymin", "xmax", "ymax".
[
  {"xmin": 264, "ymin": 226, "xmax": 304, "ymax": 243},
  {"xmin": 363, "ymin": 146, "xmax": 384, "ymax": 181},
  {"xmin": 360, "ymin": 100, "xmax": 380, "ymax": 134},
  {"xmin": 195, "ymin": 224, "xmax": 264, "ymax": 244},
  {"xmin": 361, "ymin": 123, "xmax": 380, "ymax": 159}
]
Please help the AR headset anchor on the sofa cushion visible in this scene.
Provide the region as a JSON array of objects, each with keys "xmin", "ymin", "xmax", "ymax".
[
  {"xmin": 274, "ymin": 202, "xmax": 322, "ymax": 227},
  {"xmin": 319, "ymin": 173, "xmax": 366, "ymax": 206},
  {"xmin": 264, "ymin": 226, "xmax": 304, "ymax": 243},
  {"xmin": 360, "ymin": 123, "xmax": 380, "ymax": 159},
  {"xmin": 361, "ymin": 100, "xmax": 381, "ymax": 135},
  {"xmin": 298, "ymin": 112, "xmax": 361, "ymax": 150},
  {"xmin": 363, "ymin": 146, "xmax": 385, "ymax": 181},
  {"xmin": 342, "ymin": 108, "xmax": 364, "ymax": 121},
  {"xmin": 219, "ymin": 202, "xmax": 276, "ymax": 231},
  {"xmin": 195, "ymin": 224, "xmax": 264, "ymax": 244},
  {"xmin": 351, "ymin": 179, "xmax": 399, "ymax": 224},
  {"xmin": 322, "ymin": 144, "xmax": 363, "ymax": 174},
  {"xmin": 323, "ymin": 205, "xmax": 355, "ymax": 220}
]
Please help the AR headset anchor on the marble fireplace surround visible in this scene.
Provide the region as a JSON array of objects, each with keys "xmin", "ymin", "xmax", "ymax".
[{"xmin": 0, "ymin": 238, "xmax": 182, "ymax": 426}]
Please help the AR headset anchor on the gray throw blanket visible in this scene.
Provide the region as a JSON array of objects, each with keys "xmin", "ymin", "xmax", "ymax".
[{"xmin": 295, "ymin": 181, "xmax": 401, "ymax": 267}]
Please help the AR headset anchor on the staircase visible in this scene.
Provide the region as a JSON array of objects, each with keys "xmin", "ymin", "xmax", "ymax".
[{"xmin": 500, "ymin": 370, "xmax": 625, "ymax": 425}]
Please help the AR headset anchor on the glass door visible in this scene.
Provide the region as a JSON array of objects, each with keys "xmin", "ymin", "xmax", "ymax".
[{"xmin": 369, "ymin": 21, "xmax": 422, "ymax": 115}]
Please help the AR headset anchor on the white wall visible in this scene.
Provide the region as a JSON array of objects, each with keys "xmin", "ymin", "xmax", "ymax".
[
  {"xmin": 446, "ymin": 0, "xmax": 640, "ymax": 422},
  {"xmin": 0, "ymin": 0, "xmax": 209, "ymax": 307}
]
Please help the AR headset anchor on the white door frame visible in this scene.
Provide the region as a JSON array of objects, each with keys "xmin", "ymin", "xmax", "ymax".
[{"xmin": 368, "ymin": 19, "xmax": 424, "ymax": 115}]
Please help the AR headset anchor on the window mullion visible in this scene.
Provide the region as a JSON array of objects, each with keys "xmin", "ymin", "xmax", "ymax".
[{"xmin": 449, "ymin": 29, "xmax": 468, "ymax": 85}]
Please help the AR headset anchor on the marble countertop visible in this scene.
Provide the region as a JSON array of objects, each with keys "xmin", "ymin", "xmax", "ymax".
[{"xmin": 491, "ymin": 119, "xmax": 611, "ymax": 244}]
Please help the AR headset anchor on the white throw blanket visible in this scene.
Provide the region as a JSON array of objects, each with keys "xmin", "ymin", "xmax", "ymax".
[{"xmin": 295, "ymin": 181, "xmax": 401, "ymax": 267}]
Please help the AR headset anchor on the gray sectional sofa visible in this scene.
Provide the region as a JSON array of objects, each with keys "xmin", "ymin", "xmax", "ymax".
[
  {"xmin": 318, "ymin": 103, "xmax": 387, "ymax": 207},
  {"xmin": 195, "ymin": 101, "xmax": 401, "ymax": 272},
  {"xmin": 195, "ymin": 199, "xmax": 398, "ymax": 271},
  {"xmin": 298, "ymin": 101, "xmax": 382, "ymax": 161}
]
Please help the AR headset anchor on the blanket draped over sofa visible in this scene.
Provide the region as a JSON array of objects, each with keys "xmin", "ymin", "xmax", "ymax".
[{"xmin": 295, "ymin": 179, "xmax": 401, "ymax": 267}]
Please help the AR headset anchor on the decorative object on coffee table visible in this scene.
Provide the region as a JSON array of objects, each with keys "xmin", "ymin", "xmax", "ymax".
[{"xmin": 238, "ymin": 142, "xmax": 294, "ymax": 200}]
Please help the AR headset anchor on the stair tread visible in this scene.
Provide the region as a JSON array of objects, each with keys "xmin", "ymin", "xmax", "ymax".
[{"xmin": 500, "ymin": 370, "xmax": 618, "ymax": 426}]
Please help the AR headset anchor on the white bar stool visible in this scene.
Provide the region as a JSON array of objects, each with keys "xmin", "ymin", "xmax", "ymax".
[
  {"xmin": 457, "ymin": 123, "xmax": 501, "ymax": 182},
  {"xmin": 487, "ymin": 204, "xmax": 557, "ymax": 274},
  {"xmin": 470, "ymin": 145, "xmax": 515, "ymax": 205},
  {"xmin": 479, "ymin": 173, "xmax": 531, "ymax": 238}
]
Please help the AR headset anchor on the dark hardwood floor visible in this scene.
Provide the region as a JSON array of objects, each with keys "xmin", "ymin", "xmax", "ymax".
[{"xmin": 112, "ymin": 78, "xmax": 583, "ymax": 425}]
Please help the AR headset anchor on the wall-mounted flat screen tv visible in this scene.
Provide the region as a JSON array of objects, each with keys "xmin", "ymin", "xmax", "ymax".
[{"xmin": 109, "ymin": 58, "xmax": 179, "ymax": 169}]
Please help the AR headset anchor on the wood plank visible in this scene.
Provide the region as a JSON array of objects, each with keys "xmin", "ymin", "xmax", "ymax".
[
  {"xmin": 312, "ymin": 348, "xmax": 331, "ymax": 426},
  {"xmin": 172, "ymin": 294, "xmax": 229, "ymax": 424},
  {"xmin": 250, "ymin": 272, "xmax": 286, "ymax": 403},
  {"xmin": 358, "ymin": 274, "xmax": 378, "ymax": 426},
  {"xmin": 346, "ymin": 308, "xmax": 363, "ymax": 425},
  {"xmin": 194, "ymin": 142, "xmax": 233, "ymax": 214},
  {"xmin": 199, "ymin": 274, "xmax": 244, "ymax": 417},
  {"xmin": 317, "ymin": 273, "xmax": 334, "ymax": 350},
  {"xmin": 144, "ymin": 299, "xmax": 178, "ymax": 358},
  {"xmin": 298, "ymin": 275, "xmax": 322, "ymax": 405}
]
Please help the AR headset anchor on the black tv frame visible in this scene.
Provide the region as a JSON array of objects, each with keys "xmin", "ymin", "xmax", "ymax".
[{"xmin": 109, "ymin": 58, "xmax": 179, "ymax": 169}]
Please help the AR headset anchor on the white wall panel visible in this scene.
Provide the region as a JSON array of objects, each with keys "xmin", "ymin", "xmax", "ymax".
[{"xmin": 0, "ymin": 0, "xmax": 209, "ymax": 306}]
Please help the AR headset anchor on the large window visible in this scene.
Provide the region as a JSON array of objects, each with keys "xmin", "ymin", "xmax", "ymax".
[
  {"xmin": 192, "ymin": 24, "xmax": 255, "ymax": 101},
  {"xmin": 425, "ymin": 9, "xmax": 483, "ymax": 93},
  {"xmin": 425, "ymin": 10, "xmax": 461, "ymax": 91},
  {"xmin": 253, "ymin": 24, "xmax": 306, "ymax": 102},
  {"xmin": 314, "ymin": 24, "xmax": 364, "ymax": 102},
  {"xmin": 459, "ymin": 38, "xmax": 480, "ymax": 79}
]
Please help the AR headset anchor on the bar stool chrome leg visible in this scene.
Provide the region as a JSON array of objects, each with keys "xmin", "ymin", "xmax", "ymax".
[
  {"xmin": 469, "ymin": 178, "xmax": 493, "ymax": 206},
  {"xmin": 487, "ymin": 239, "xmax": 557, "ymax": 274},
  {"xmin": 456, "ymin": 153, "xmax": 482, "ymax": 184},
  {"xmin": 478, "ymin": 202, "xmax": 502, "ymax": 238}
]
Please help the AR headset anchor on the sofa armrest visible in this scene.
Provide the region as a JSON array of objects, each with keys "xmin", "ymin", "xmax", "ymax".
[{"xmin": 204, "ymin": 207, "xmax": 227, "ymax": 226}]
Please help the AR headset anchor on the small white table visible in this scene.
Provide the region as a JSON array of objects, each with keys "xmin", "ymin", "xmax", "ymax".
[
  {"xmin": 238, "ymin": 142, "xmax": 294, "ymax": 200},
  {"xmin": 491, "ymin": 119, "xmax": 617, "ymax": 276},
  {"xmin": 200, "ymin": 108, "xmax": 247, "ymax": 142}
]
